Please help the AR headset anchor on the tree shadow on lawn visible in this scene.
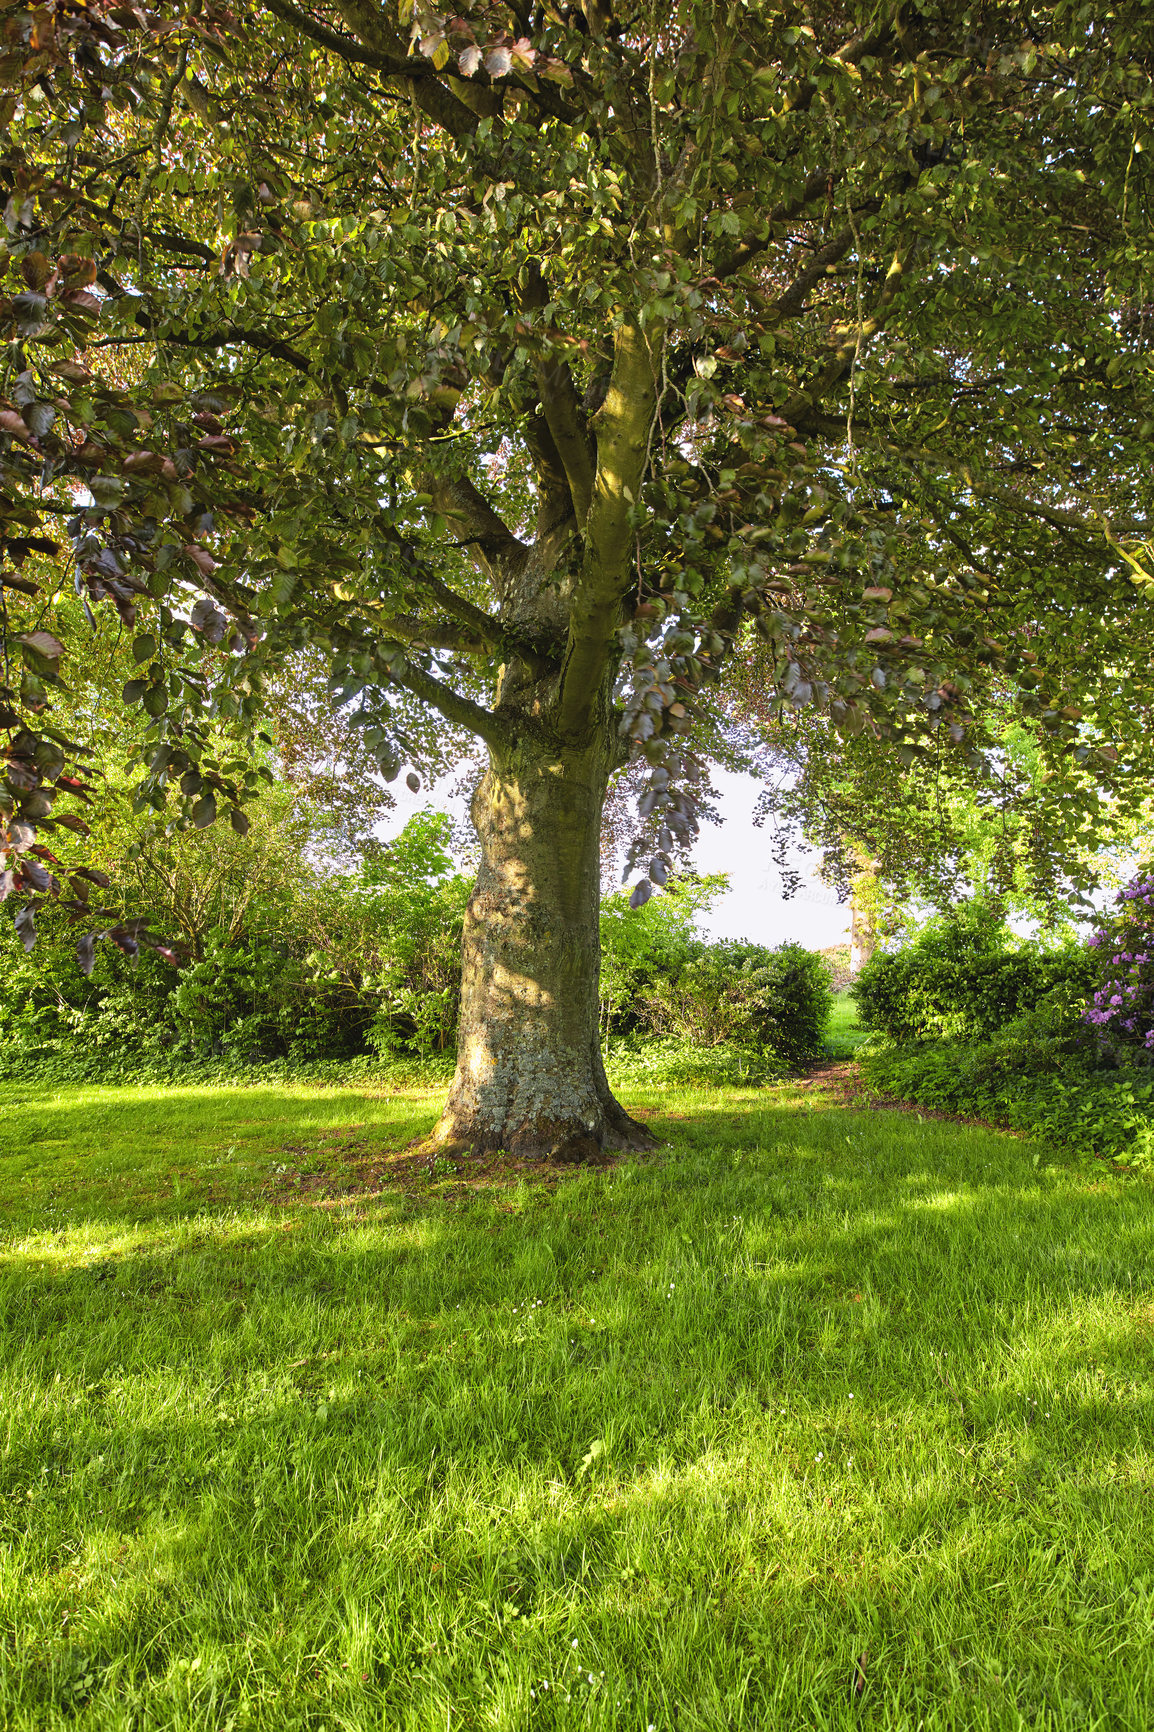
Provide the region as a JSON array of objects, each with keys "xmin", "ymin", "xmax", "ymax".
[
  {"xmin": 0, "ymin": 1079, "xmax": 455, "ymax": 1231},
  {"xmin": 4, "ymin": 1098, "xmax": 1154, "ymax": 1725}
]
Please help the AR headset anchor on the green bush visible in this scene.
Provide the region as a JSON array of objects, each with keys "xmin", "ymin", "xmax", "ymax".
[
  {"xmin": 170, "ymin": 935, "xmax": 372, "ymax": 1062},
  {"xmin": 0, "ymin": 809, "xmax": 471, "ymax": 1076},
  {"xmin": 599, "ymin": 878, "xmax": 831, "ymax": 1064},
  {"xmin": 4, "ymin": 836, "xmax": 834, "ymax": 1084},
  {"xmin": 863, "ymin": 1035, "xmax": 1154, "ymax": 1167},
  {"xmin": 637, "ymin": 939, "xmax": 833, "ymax": 1064},
  {"xmin": 853, "ymin": 902, "xmax": 1094, "ymax": 1044},
  {"xmin": 599, "ymin": 875, "xmax": 721, "ymax": 1034}
]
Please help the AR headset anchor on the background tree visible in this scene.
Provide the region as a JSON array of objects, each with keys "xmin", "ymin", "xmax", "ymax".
[
  {"xmin": 737, "ymin": 696, "xmax": 1154, "ymax": 950},
  {"xmin": 4, "ymin": 1, "xmax": 1154, "ymax": 1156}
]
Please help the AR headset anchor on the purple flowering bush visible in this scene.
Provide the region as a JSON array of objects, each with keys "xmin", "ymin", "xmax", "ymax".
[
  {"xmin": 1084, "ymin": 870, "xmax": 1154, "ymax": 1062},
  {"xmin": 859, "ymin": 880, "xmax": 1154, "ymax": 1165}
]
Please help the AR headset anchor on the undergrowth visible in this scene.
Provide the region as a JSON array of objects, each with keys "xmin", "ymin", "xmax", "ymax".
[{"xmin": 863, "ymin": 1040, "xmax": 1154, "ymax": 1167}]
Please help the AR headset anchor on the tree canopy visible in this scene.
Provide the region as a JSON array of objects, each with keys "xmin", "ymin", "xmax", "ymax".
[{"xmin": 4, "ymin": 0, "xmax": 1154, "ymax": 1149}]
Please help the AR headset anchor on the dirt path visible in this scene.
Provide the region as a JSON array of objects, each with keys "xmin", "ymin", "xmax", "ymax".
[{"xmin": 797, "ymin": 1054, "xmax": 1030, "ymax": 1137}]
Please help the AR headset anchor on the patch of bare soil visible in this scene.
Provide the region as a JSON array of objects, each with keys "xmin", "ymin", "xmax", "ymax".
[
  {"xmin": 796, "ymin": 1058, "xmax": 868, "ymax": 1106},
  {"xmin": 799, "ymin": 1057, "xmax": 1027, "ymax": 1135},
  {"xmin": 262, "ymin": 1127, "xmax": 665, "ymax": 1213}
]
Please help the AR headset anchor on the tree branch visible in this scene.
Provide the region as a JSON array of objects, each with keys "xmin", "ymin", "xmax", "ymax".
[
  {"xmin": 329, "ymin": 0, "xmax": 481, "ymax": 137},
  {"xmin": 371, "ymin": 519, "xmax": 560, "ymax": 669},
  {"xmin": 386, "ymin": 657, "xmax": 511, "ymax": 751},
  {"xmin": 119, "ymin": 304, "xmax": 316, "ymax": 375},
  {"xmin": 770, "ymin": 222, "xmax": 862, "ymax": 321},
  {"xmin": 521, "ymin": 263, "xmax": 595, "ymax": 523},
  {"xmin": 714, "ymin": 169, "xmax": 833, "ymax": 281},
  {"xmin": 962, "ymin": 474, "xmax": 1150, "ymax": 542},
  {"xmin": 424, "ymin": 475, "xmax": 528, "ymax": 570},
  {"xmin": 780, "ymin": 243, "xmax": 910, "ymax": 425},
  {"xmin": 523, "ymin": 406, "xmax": 578, "ymax": 548},
  {"xmin": 381, "ymin": 614, "xmax": 492, "ymax": 654},
  {"xmin": 262, "ymin": 0, "xmax": 421, "ymax": 75},
  {"xmin": 557, "ymin": 316, "xmax": 662, "ymax": 737}
]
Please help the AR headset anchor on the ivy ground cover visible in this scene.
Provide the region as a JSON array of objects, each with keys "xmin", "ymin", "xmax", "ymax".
[{"xmin": 2, "ymin": 1074, "xmax": 1153, "ymax": 1730}]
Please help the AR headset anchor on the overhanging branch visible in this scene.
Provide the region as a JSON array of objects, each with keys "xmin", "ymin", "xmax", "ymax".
[
  {"xmin": 714, "ymin": 169, "xmax": 834, "ymax": 282},
  {"xmin": 371, "ymin": 518, "xmax": 560, "ymax": 670},
  {"xmin": 781, "ymin": 243, "xmax": 910, "ymax": 424},
  {"xmin": 387, "ymin": 657, "xmax": 511, "ymax": 751},
  {"xmin": 263, "ymin": 0, "xmax": 426, "ymax": 75}
]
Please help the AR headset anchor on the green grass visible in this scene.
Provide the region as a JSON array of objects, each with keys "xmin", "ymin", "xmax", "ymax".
[
  {"xmin": 824, "ymin": 991, "xmax": 872, "ymax": 1058},
  {"xmin": 3, "ymin": 1071, "xmax": 1154, "ymax": 1730}
]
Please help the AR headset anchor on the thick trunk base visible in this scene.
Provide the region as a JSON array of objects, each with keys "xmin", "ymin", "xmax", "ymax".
[
  {"xmin": 434, "ymin": 1067, "xmax": 655, "ymax": 1165},
  {"xmin": 432, "ymin": 734, "xmax": 655, "ymax": 1163}
]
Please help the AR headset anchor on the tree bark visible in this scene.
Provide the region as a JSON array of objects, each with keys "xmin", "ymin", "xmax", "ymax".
[
  {"xmin": 849, "ymin": 853, "xmax": 880, "ymax": 974},
  {"xmin": 433, "ymin": 724, "xmax": 654, "ymax": 1161}
]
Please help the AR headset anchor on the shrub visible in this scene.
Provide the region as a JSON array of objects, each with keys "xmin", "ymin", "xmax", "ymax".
[
  {"xmin": 862, "ymin": 1037, "xmax": 1154, "ymax": 1167},
  {"xmin": 170, "ymin": 934, "xmax": 372, "ymax": 1062},
  {"xmin": 4, "ymin": 844, "xmax": 832, "ymax": 1083},
  {"xmin": 853, "ymin": 902, "xmax": 1094, "ymax": 1044},
  {"xmin": 599, "ymin": 876, "xmax": 724, "ymax": 1034},
  {"xmin": 638, "ymin": 939, "xmax": 832, "ymax": 1064},
  {"xmin": 599, "ymin": 878, "xmax": 831, "ymax": 1063},
  {"xmin": 0, "ymin": 810, "xmax": 471, "ymax": 1074},
  {"xmin": 606, "ymin": 1036, "xmax": 784, "ymax": 1089},
  {"xmin": 1083, "ymin": 869, "xmax": 1154, "ymax": 1063}
]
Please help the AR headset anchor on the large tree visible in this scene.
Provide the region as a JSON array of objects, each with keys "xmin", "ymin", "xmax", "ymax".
[{"xmin": 4, "ymin": 0, "xmax": 1154, "ymax": 1156}]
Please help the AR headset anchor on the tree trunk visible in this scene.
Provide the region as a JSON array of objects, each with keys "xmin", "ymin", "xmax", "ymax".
[
  {"xmin": 849, "ymin": 855, "xmax": 880, "ymax": 974},
  {"xmin": 433, "ymin": 727, "xmax": 654, "ymax": 1162}
]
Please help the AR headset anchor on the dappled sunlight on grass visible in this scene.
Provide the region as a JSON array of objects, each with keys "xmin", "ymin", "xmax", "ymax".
[
  {"xmin": 0, "ymin": 1079, "xmax": 449, "ymax": 1231},
  {"xmin": 2, "ymin": 1074, "xmax": 1154, "ymax": 1726}
]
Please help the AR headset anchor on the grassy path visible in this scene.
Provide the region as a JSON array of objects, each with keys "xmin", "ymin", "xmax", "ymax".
[{"xmin": 2, "ymin": 1072, "xmax": 1153, "ymax": 1730}]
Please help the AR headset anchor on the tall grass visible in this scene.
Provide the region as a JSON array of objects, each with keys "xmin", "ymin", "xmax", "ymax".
[{"xmin": 2, "ymin": 1073, "xmax": 1153, "ymax": 1729}]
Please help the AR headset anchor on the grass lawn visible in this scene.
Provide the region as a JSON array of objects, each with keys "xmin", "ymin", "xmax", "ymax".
[
  {"xmin": 2, "ymin": 1068, "xmax": 1154, "ymax": 1730},
  {"xmin": 824, "ymin": 993, "xmax": 873, "ymax": 1059}
]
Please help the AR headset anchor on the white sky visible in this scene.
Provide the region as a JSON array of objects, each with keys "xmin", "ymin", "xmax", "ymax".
[
  {"xmin": 379, "ymin": 763, "xmax": 851, "ymax": 951},
  {"xmin": 690, "ymin": 767, "xmax": 851, "ymax": 949}
]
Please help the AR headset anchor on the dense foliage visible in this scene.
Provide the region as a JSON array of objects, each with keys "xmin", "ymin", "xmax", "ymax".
[
  {"xmin": 757, "ymin": 713, "xmax": 1129, "ymax": 925},
  {"xmin": 5, "ymin": 1, "xmax": 1154, "ymax": 960},
  {"xmin": 853, "ymin": 901, "xmax": 1094, "ymax": 1045},
  {"xmin": 0, "ymin": 808, "xmax": 471, "ymax": 1078},
  {"xmin": 600, "ymin": 876, "xmax": 832, "ymax": 1063},
  {"xmin": 0, "ymin": 828, "xmax": 833, "ymax": 1079},
  {"xmin": 864, "ymin": 1039, "xmax": 1154, "ymax": 1168},
  {"xmin": 857, "ymin": 891, "xmax": 1154, "ymax": 1166}
]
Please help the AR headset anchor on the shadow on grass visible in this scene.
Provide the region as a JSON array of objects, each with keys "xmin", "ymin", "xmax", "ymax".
[{"xmin": 4, "ymin": 1092, "xmax": 1154, "ymax": 1726}]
